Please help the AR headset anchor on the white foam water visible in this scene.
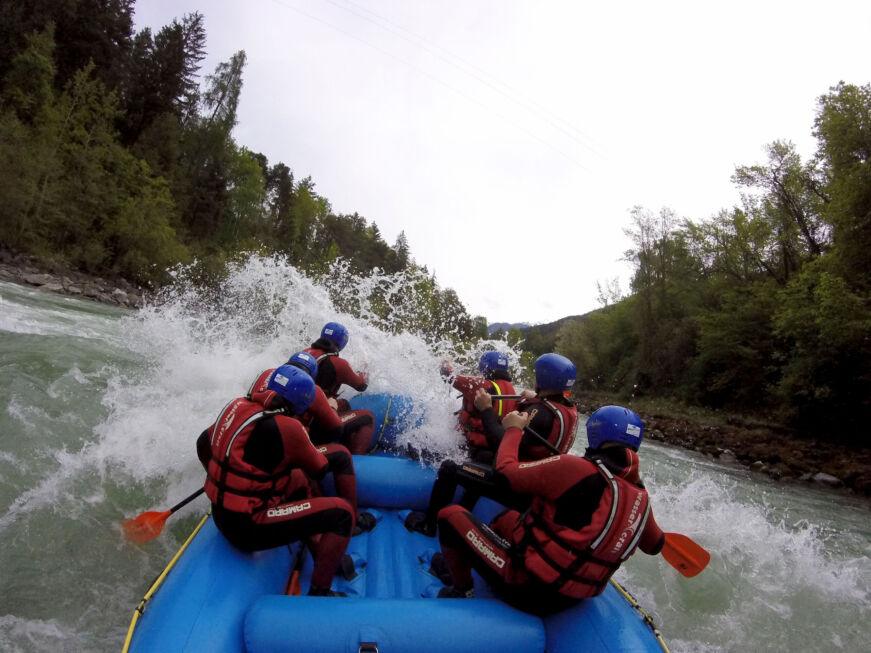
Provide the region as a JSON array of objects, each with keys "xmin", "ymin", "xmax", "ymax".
[
  {"xmin": 0, "ymin": 258, "xmax": 869, "ymax": 652},
  {"xmin": 96, "ymin": 255, "xmax": 517, "ymax": 493},
  {"xmin": 607, "ymin": 443, "xmax": 871, "ymax": 652}
]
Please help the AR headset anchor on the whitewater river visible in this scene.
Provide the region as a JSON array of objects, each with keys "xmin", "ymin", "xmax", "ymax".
[{"xmin": 1, "ymin": 258, "xmax": 869, "ymax": 652}]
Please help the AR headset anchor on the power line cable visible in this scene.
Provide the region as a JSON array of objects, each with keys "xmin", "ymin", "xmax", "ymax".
[
  {"xmin": 331, "ymin": 0, "xmax": 605, "ymax": 158},
  {"xmin": 268, "ymin": 0, "xmax": 593, "ymax": 172}
]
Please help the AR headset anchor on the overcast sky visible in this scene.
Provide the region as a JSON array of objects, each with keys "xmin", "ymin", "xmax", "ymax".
[{"xmin": 136, "ymin": 0, "xmax": 870, "ymax": 324}]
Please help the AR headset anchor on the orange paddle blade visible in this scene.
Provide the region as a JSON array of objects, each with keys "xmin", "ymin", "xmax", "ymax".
[
  {"xmin": 661, "ymin": 532, "xmax": 710, "ymax": 578},
  {"xmin": 286, "ymin": 570, "xmax": 302, "ymax": 596},
  {"xmin": 123, "ymin": 510, "xmax": 171, "ymax": 544}
]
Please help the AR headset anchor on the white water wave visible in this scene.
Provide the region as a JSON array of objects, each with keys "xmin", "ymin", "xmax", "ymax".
[
  {"xmin": 2, "ymin": 255, "xmax": 870, "ymax": 651},
  {"xmin": 0, "ymin": 282, "xmax": 124, "ymax": 343},
  {"xmin": 0, "ymin": 614, "xmax": 85, "ymax": 653},
  {"xmin": 616, "ymin": 465, "xmax": 871, "ymax": 651}
]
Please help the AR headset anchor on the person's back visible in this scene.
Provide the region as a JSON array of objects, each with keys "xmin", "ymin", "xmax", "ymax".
[
  {"xmin": 475, "ymin": 352, "xmax": 579, "ymax": 458},
  {"xmin": 434, "ymin": 403, "xmax": 664, "ymax": 613},
  {"xmin": 495, "ymin": 412, "xmax": 661, "ymax": 599},
  {"xmin": 446, "ymin": 352, "xmax": 517, "ymax": 459},
  {"xmin": 304, "ymin": 322, "xmax": 368, "ymax": 399},
  {"xmin": 283, "ymin": 343, "xmax": 376, "ymax": 453},
  {"xmin": 247, "ymin": 352, "xmax": 344, "ymax": 445},
  {"xmin": 198, "ymin": 365, "xmax": 359, "ymax": 596},
  {"xmin": 404, "ymin": 353, "xmax": 578, "ymax": 537}
]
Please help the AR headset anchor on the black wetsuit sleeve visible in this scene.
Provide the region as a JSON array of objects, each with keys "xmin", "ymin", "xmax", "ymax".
[
  {"xmin": 196, "ymin": 430, "xmax": 210, "ymax": 470},
  {"xmin": 309, "ymin": 421, "xmax": 343, "ymax": 445},
  {"xmin": 480, "ymin": 408, "xmax": 504, "ymax": 449}
]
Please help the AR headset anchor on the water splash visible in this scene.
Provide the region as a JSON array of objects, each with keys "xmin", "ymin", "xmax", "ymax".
[
  {"xmin": 613, "ymin": 451, "xmax": 871, "ymax": 652},
  {"xmin": 96, "ymin": 254, "xmax": 524, "ymax": 490},
  {"xmin": 0, "ymin": 615, "xmax": 85, "ymax": 653},
  {"xmin": 1, "ymin": 255, "xmax": 870, "ymax": 652},
  {"xmin": 2, "ymin": 256, "xmax": 524, "ymax": 529}
]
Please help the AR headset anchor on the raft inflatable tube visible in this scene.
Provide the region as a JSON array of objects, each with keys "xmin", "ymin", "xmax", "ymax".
[
  {"xmin": 346, "ymin": 392, "xmax": 424, "ymax": 453},
  {"xmin": 123, "ymin": 395, "xmax": 668, "ymax": 653}
]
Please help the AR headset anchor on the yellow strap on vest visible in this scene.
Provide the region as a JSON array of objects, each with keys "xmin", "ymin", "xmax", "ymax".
[{"xmin": 490, "ymin": 380, "xmax": 504, "ymax": 417}]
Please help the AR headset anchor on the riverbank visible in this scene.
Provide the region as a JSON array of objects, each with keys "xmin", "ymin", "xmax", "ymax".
[
  {"xmin": 0, "ymin": 248, "xmax": 145, "ymax": 309},
  {"xmin": 2, "ymin": 246, "xmax": 868, "ymax": 497},
  {"xmin": 575, "ymin": 392, "xmax": 871, "ymax": 497}
]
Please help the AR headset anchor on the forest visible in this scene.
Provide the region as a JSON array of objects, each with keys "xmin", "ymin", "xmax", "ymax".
[
  {"xmin": 2, "ymin": 2, "xmax": 868, "ymax": 441},
  {"xmin": 0, "ymin": 0, "xmax": 481, "ymax": 341},
  {"xmin": 555, "ymin": 84, "xmax": 871, "ymax": 442}
]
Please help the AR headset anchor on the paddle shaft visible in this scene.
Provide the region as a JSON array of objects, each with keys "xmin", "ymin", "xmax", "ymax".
[
  {"xmin": 168, "ymin": 488, "xmax": 205, "ymax": 514},
  {"xmin": 456, "ymin": 393, "xmax": 526, "ymax": 401},
  {"xmin": 525, "ymin": 424, "xmax": 561, "ymax": 455},
  {"xmin": 471, "ymin": 402, "xmax": 561, "ymax": 455}
]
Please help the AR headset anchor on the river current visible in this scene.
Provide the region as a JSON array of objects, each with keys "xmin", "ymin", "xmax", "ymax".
[{"xmin": 0, "ymin": 257, "xmax": 868, "ymax": 652}]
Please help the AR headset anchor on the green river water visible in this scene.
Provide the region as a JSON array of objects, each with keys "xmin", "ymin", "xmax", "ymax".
[{"xmin": 0, "ymin": 258, "xmax": 869, "ymax": 652}]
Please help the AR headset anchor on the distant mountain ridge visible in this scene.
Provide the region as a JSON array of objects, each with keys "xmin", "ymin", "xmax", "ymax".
[
  {"xmin": 487, "ymin": 321, "xmax": 531, "ymax": 335},
  {"xmin": 489, "ymin": 310, "xmax": 599, "ymax": 355}
]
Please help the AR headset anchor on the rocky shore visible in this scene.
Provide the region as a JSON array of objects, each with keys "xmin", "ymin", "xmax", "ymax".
[
  {"xmin": 2, "ymin": 247, "xmax": 868, "ymax": 498},
  {"xmin": 0, "ymin": 249, "xmax": 145, "ymax": 309},
  {"xmin": 575, "ymin": 393, "xmax": 871, "ymax": 497}
]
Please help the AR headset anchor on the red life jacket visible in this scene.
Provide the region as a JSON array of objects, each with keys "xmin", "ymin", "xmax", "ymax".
[
  {"xmin": 247, "ymin": 368, "xmax": 276, "ymax": 406},
  {"xmin": 521, "ymin": 397, "xmax": 579, "ymax": 457},
  {"xmin": 515, "ymin": 461, "xmax": 651, "ymax": 599},
  {"xmin": 303, "ymin": 346, "xmax": 341, "ymax": 397},
  {"xmin": 458, "ymin": 378, "xmax": 517, "ymax": 448},
  {"xmin": 203, "ymin": 397, "xmax": 294, "ymax": 514}
]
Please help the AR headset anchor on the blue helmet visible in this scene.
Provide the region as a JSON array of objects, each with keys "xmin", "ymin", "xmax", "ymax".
[
  {"xmin": 586, "ymin": 405, "xmax": 644, "ymax": 451},
  {"xmin": 534, "ymin": 353, "xmax": 576, "ymax": 392},
  {"xmin": 320, "ymin": 322, "xmax": 349, "ymax": 351},
  {"xmin": 287, "ymin": 351, "xmax": 318, "ymax": 378},
  {"xmin": 267, "ymin": 365, "xmax": 316, "ymax": 414},
  {"xmin": 478, "ymin": 351, "xmax": 509, "ymax": 375}
]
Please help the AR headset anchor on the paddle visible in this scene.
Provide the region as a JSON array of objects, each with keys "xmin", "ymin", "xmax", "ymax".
[
  {"xmin": 123, "ymin": 488, "xmax": 205, "ymax": 544},
  {"xmin": 462, "ymin": 394, "xmax": 527, "ymax": 401},
  {"xmin": 520, "ymin": 411, "xmax": 561, "ymax": 456},
  {"xmin": 661, "ymin": 532, "xmax": 710, "ymax": 577}
]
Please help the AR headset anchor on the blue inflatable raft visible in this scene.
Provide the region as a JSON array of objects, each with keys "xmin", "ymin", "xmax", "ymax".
[{"xmin": 122, "ymin": 394, "xmax": 668, "ymax": 653}]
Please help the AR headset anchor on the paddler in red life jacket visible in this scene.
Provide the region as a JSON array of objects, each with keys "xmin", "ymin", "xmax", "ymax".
[
  {"xmin": 441, "ymin": 351, "xmax": 518, "ymax": 464},
  {"xmin": 405, "ymin": 353, "xmax": 579, "ymax": 537},
  {"xmin": 249, "ymin": 351, "xmax": 377, "ymax": 455},
  {"xmin": 434, "ymin": 405, "xmax": 665, "ymax": 614},
  {"xmin": 475, "ymin": 352, "xmax": 579, "ymax": 459},
  {"xmin": 196, "ymin": 365, "xmax": 360, "ymax": 597},
  {"xmin": 304, "ymin": 322, "xmax": 369, "ymax": 401}
]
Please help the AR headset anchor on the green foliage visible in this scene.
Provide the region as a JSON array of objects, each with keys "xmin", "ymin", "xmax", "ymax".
[
  {"xmin": 0, "ymin": 27, "xmax": 58, "ymax": 251},
  {"xmin": 202, "ymin": 50, "xmax": 246, "ymax": 131},
  {"xmin": 119, "ymin": 13, "xmax": 205, "ymax": 145},
  {"xmin": 556, "ymin": 299, "xmax": 636, "ymax": 392},
  {"xmin": 773, "ymin": 259, "xmax": 871, "ymax": 438},
  {"xmin": 0, "ymin": 3, "xmax": 475, "ymax": 337},
  {"xmin": 106, "ymin": 159, "xmax": 187, "ymax": 282},
  {"xmin": 732, "ymin": 141, "xmax": 827, "ymax": 284},
  {"xmin": 0, "ymin": 0, "xmax": 134, "ymax": 92},
  {"xmin": 223, "ymin": 145, "xmax": 266, "ymax": 244},
  {"xmin": 814, "ymin": 82, "xmax": 871, "ymax": 291},
  {"xmin": 549, "ymin": 84, "xmax": 871, "ymax": 441},
  {"xmin": 522, "ymin": 314, "xmax": 588, "ymax": 357},
  {"xmin": 690, "ymin": 282, "xmax": 780, "ymax": 410},
  {"xmin": 623, "ymin": 207, "xmax": 702, "ymax": 394},
  {"xmin": 3, "ymin": 25, "xmax": 55, "ymax": 122}
]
